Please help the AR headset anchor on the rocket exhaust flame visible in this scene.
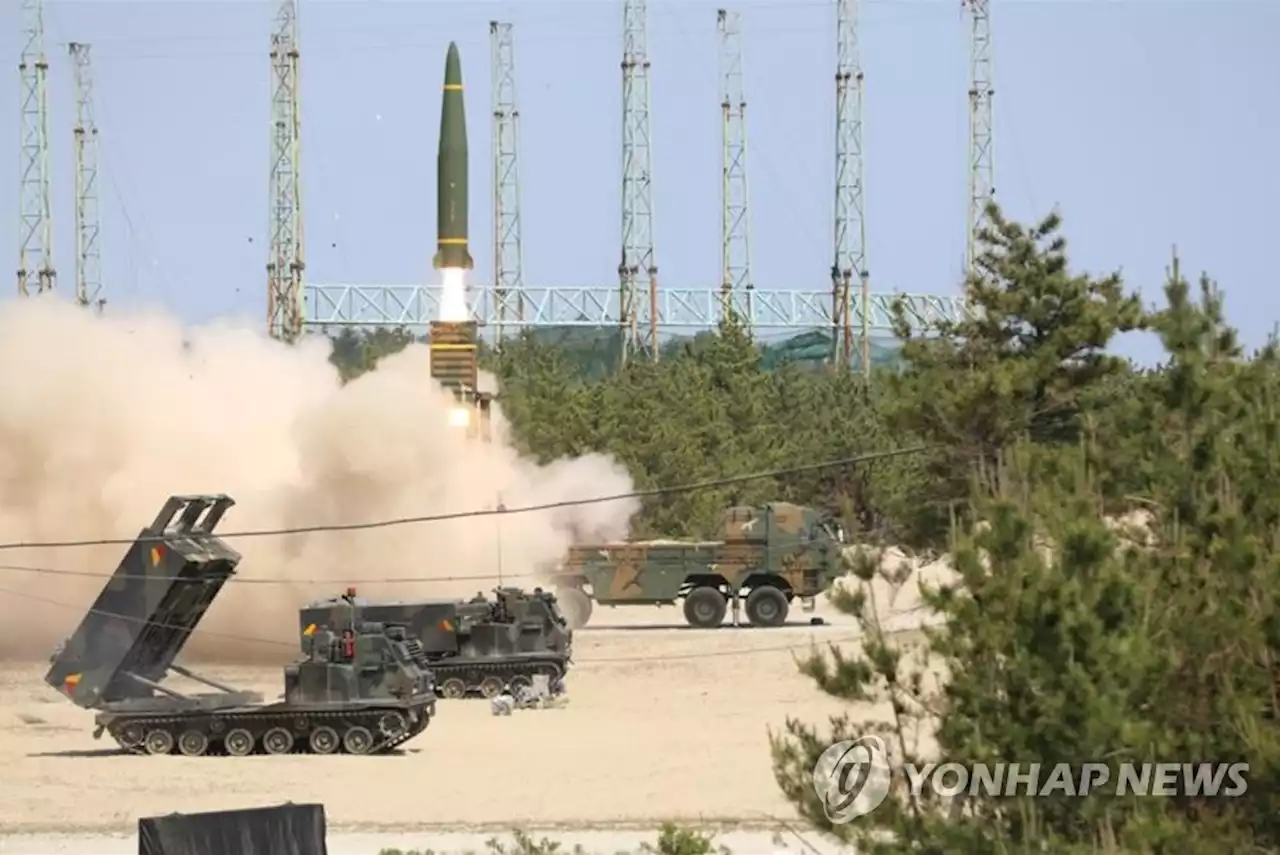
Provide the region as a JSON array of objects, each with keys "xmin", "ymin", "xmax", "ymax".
[{"xmin": 439, "ymin": 268, "xmax": 469, "ymax": 324}]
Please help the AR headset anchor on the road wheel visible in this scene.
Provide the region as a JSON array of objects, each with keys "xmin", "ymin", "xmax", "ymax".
[
  {"xmin": 745, "ymin": 586, "xmax": 790, "ymax": 627},
  {"xmin": 509, "ymin": 675, "xmax": 532, "ymax": 694},
  {"xmin": 556, "ymin": 588, "xmax": 593, "ymax": 630},
  {"xmin": 224, "ymin": 728, "xmax": 255, "ymax": 756},
  {"xmin": 478, "ymin": 676, "xmax": 504, "ymax": 698},
  {"xmin": 342, "ymin": 725, "xmax": 374, "ymax": 755},
  {"xmin": 143, "ymin": 728, "xmax": 174, "ymax": 756},
  {"xmin": 177, "ymin": 730, "xmax": 209, "ymax": 757},
  {"xmin": 439, "ymin": 677, "xmax": 467, "ymax": 699},
  {"xmin": 116, "ymin": 722, "xmax": 146, "ymax": 750},
  {"xmin": 309, "ymin": 725, "xmax": 339, "ymax": 755},
  {"xmin": 684, "ymin": 587, "xmax": 727, "ymax": 628},
  {"xmin": 263, "ymin": 727, "xmax": 294, "ymax": 755}
]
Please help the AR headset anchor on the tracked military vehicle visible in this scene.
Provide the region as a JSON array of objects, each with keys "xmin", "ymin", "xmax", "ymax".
[
  {"xmin": 548, "ymin": 502, "xmax": 847, "ymax": 629},
  {"xmin": 45, "ymin": 494, "xmax": 437, "ymax": 756},
  {"xmin": 300, "ymin": 586, "xmax": 571, "ymax": 700}
]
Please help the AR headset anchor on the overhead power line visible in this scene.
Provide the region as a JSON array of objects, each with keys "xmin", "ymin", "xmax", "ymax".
[
  {"xmin": 0, "ymin": 445, "xmax": 929, "ymax": 553},
  {"xmin": 0, "ymin": 584, "xmax": 864, "ymax": 664},
  {"xmin": 0, "ymin": 530, "xmax": 841, "ymax": 586}
]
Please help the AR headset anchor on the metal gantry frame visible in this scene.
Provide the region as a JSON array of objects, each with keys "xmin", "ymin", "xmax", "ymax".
[
  {"xmin": 489, "ymin": 21, "xmax": 526, "ymax": 341},
  {"xmin": 619, "ymin": 0, "xmax": 660, "ymax": 364},
  {"xmin": 70, "ymin": 42, "xmax": 105, "ymax": 313},
  {"xmin": 717, "ymin": 9, "xmax": 754, "ymax": 332},
  {"xmin": 303, "ymin": 282, "xmax": 969, "ymax": 334},
  {"xmin": 17, "ymin": 0, "xmax": 55, "ymax": 297},
  {"xmin": 965, "ymin": 0, "xmax": 994, "ymax": 280},
  {"xmin": 266, "ymin": 0, "xmax": 306, "ymax": 344},
  {"xmin": 833, "ymin": 0, "xmax": 869, "ymax": 372}
]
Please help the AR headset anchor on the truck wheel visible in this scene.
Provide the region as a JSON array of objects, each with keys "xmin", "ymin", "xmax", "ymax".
[
  {"xmin": 684, "ymin": 587, "xmax": 727, "ymax": 628},
  {"xmin": 557, "ymin": 588, "xmax": 593, "ymax": 629},
  {"xmin": 745, "ymin": 586, "xmax": 790, "ymax": 627}
]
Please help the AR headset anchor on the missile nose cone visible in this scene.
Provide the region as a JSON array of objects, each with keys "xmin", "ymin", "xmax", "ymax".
[{"xmin": 445, "ymin": 42, "xmax": 462, "ymax": 87}]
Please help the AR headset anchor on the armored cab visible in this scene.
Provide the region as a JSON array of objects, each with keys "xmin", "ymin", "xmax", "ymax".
[
  {"xmin": 300, "ymin": 586, "xmax": 571, "ymax": 700},
  {"xmin": 548, "ymin": 502, "xmax": 847, "ymax": 630},
  {"xmin": 45, "ymin": 495, "xmax": 437, "ymax": 756}
]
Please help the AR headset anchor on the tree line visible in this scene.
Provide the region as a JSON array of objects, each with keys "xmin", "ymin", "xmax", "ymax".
[{"xmin": 330, "ymin": 204, "xmax": 1279, "ymax": 851}]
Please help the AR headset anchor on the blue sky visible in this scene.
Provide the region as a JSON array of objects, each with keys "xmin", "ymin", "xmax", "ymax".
[{"xmin": 1, "ymin": 0, "xmax": 1277, "ymax": 360}]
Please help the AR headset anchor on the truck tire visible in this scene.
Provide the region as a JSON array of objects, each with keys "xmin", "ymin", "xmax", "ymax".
[
  {"xmin": 745, "ymin": 586, "xmax": 789, "ymax": 628},
  {"xmin": 557, "ymin": 587, "xmax": 593, "ymax": 629},
  {"xmin": 684, "ymin": 587, "xmax": 727, "ymax": 628}
]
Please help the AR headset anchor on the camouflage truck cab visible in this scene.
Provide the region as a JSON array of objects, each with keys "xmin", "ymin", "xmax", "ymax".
[
  {"xmin": 45, "ymin": 495, "xmax": 437, "ymax": 756},
  {"xmin": 300, "ymin": 586, "xmax": 572, "ymax": 701},
  {"xmin": 549, "ymin": 502, "xmax": 846, "ymax": 629}
]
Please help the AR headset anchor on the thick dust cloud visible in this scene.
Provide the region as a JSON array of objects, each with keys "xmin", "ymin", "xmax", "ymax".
[{"xmin": 0, "ymin": 297, "xmax": 638, "ymax": 663}]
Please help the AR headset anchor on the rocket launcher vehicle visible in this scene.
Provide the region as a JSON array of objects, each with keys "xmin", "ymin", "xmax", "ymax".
[
  {"xmin": 44, "ymin": 494, "xmax": 438, "ymax": 756},
  {"xmin": 299, "ymin": 587, "xmax": 573, "ymax": 700}
]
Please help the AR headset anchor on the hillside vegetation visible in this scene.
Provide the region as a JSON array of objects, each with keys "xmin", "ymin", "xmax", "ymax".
[{"xmin": 333, "ymin": 204, "xmax": 1280, "ymax": 852}]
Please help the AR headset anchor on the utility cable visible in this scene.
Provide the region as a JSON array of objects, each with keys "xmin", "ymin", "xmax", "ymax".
[
  {"xmin": 0, "ymin": 445, "xmax": 930, "ymax": 553},
  {"xmin": 0, "ymin": 585, "xmax": 861, "ymax": 665},
  {"xmin": 0, "ymin": 531, "xmax": 848, "ymax": 586}
]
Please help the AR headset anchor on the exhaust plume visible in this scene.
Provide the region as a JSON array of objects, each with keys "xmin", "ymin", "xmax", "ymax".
[{"xmin": 0, "ymin": 297, "xmax": 638, "ymax": 663}]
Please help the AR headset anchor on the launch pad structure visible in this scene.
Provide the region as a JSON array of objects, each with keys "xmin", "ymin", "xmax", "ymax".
[
  {"xmin": 13, "ymin": 0, "xmax": 986, "ymax": 365},
  {"xmin": 429, "ymin": 319, "xmax": 493, "ymax": 441},
  {"xmin": 298, "ymin": 0, "xmax": 982, "ymax": 360}
]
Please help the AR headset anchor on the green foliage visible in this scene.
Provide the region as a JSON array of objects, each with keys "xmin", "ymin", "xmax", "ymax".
[
  {"xmin": 638, "ymin": 823, "xmax": 729, "ymax": 855},
  {"xmin": 772, "ymin": 208, "xmax": 1280, "ymax": 852},
  {"xmin": 329, "ymin": 312, "xmax": 914, "ymax": 540},
  {"xmin": 374, "ymin": 825, "xmax": 729, "ymax": 855},
  {"xmin": 333, "ymin": 203, "xmax": 1277, "ymax": 850}
]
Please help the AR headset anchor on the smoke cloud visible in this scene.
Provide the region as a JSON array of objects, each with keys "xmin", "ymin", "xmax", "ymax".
[{"xmin": 0, "ymin": 296, "xmax": 638, "ymax": 664}]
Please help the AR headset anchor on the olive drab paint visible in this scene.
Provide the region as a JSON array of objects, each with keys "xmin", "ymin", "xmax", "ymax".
[
  {"xmin": 432, "ymin": 41, "xmax": 474, "ymax": 271},
  {"xmin": 44, "ymin": 495, "xmax": 438, "ymax": 756},
  {"xmin": 550, "ymin": 503, "xmax": 848, "ymax": 629}
]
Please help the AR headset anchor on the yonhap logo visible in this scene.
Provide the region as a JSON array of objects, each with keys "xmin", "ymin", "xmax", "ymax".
[{"xmin": 811, "ymin": 735, "xmax": 892, "ymax": 823}]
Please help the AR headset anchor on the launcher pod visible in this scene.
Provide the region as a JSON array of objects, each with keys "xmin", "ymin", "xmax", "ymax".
[{"xmin": 45, "ymin": 494, "xmax": 438, "ymax": 756}]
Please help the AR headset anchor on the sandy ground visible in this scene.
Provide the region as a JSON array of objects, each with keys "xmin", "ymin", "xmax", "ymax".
[{"xmin": 0, "ymin": 578, "xmax": 948, "ymax": 850}]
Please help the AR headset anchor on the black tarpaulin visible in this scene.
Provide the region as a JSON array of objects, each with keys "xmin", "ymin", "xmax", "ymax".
[{"xmin": 137, "ymin": 802, "xmax": 327, "ymax": 855}]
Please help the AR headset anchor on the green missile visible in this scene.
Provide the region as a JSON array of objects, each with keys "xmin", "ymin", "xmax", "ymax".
[{"xmin": 432, "ymin": 41, "xmax": 473, "ymax": 271}]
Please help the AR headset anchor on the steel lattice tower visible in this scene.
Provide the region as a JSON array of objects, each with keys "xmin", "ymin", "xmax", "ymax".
[
  {"xmin": 619, "ymin": 0, "xmax": 659, "ymax": 364},
  {"xmin": 17, "ymin": 0, "xmax": 55, "ymax": 297},
  {"xmin": 965, "ymin": 0, "xmax": 994, "ymax": 279},
  {"xmin": 266, "ymin": 0, "xmax": 305, "ymax": 343},
  {"xmin": 70, "ymin": 43, "xmax": 104, "ymax": 314},
  {"xmin": 490, "ymin": 21, "xmax": 525, "ymax": 341},
  {"xmin": 717, "ymin": 9, "xmax": 753, "ymax": 332},
  {"xmin": 832, "ymin": 0, "xmax": 867, "ymax": 369}
]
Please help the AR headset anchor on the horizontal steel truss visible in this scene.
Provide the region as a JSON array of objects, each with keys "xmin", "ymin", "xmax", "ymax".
[{"xmin": 304, "ymin": 283, "xmax": 970, "ymax": 333}]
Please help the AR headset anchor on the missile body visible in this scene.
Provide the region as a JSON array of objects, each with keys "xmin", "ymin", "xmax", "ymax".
[{"xmin": 432, "ymin": 42, "xmax": 473, "ymax": 271}]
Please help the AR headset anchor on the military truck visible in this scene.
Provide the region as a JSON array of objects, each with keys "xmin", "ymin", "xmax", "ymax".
[
  {"xmin": 547, "ymin": 502, "xmax": 846, "ymax": 629},
  {"xmin": 44, "ymin": 494, "xmax": 438, "ymax": 756},
  {"xmin": 300, "ymin": 586, "xmax": 571, "ymax": 700}
]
